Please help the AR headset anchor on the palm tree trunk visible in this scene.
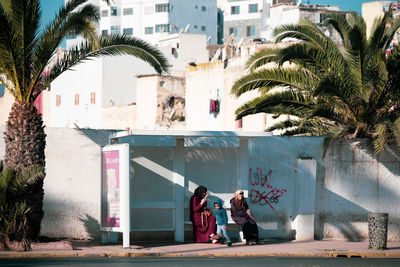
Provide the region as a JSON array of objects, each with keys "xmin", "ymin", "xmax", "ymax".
[{"xmin": 3, "ymin": 101, "xmax": 46, "ymax": 240}]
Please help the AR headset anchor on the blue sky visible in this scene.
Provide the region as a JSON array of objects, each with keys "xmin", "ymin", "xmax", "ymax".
[
  {"xmin": 38, "ymin": 0, "xmax": 385, "ymax": 35},
  {"xmin": 40, "ymin": 0, "xmax": 381, "ymax": 30},
  {"xmin": 304, "ymin": 0, "xmax": 381, "ymax": 14}
]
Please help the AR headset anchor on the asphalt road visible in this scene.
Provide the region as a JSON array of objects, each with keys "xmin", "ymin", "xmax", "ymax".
[{"xmin": 1, "ymin": 257, "xmax": 400, "ymax": 267}]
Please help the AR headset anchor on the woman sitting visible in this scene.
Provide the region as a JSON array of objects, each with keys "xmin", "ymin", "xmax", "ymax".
[
  {"xmin": 190, "ymin": 185, "xmax": 217, "ymax": 243},
  {"xmin": 230, "ymin": 190, "xmax": 259, "ymax": 245}
]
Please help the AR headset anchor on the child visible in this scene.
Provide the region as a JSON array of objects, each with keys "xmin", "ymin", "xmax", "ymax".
[{"xmin": 213, "ymin": 198, "xmax": 232, "ymax": 246}]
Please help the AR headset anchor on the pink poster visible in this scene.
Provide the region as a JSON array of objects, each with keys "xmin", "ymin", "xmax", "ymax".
[{"xmin": 101, "ymin": 150, "xmax": 120, "ymax": 227}]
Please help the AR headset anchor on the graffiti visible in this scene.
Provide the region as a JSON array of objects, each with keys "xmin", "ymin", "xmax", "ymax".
[
  {"xmin": 249, "ymin": 189, "xmax": 287, "ymax": 210},
  {"xmin": 249, "ymin": 168, "xmax": 272, "ymax": 188},
  {"xmin": 249, "ymin": 167, "xmax": 287, "ymax": 210}
]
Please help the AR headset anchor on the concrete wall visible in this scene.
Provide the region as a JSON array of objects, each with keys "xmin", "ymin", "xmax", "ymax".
[
  {"xmin": 50, "ymin": 59, "xmax": 103, "ymax": 129},
  {"xmin": 0, "ymin": 127, "xmax": 400, "ymax": 241},
  {"xmin": 101, "ymin": 104, "xmax": 137, "ymax": 130},
  {"xmin": 185, "ymin": 59, "xmax": 282, "ymax": 132},
  {"xmin": 136, "ymin": 75, "xmax": 186, "ymax": 130}
]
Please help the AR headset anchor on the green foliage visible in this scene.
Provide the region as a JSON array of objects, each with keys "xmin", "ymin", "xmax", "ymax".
[
  {"xmin": 0, "ymin": 162, "xmax": 44, "ymax": 251},
  {"xmin": 232, "ymin": 9, "xmax": 400, "ymax": 154}
]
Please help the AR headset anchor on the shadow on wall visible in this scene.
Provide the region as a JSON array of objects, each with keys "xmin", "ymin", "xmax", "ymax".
[
  {"xmin": 79, "ymin": 214, "xmax": 101, "ymax": 241},
  {"xmin": 75, "ymin": 128, "xmax": 121, "ymax": 147},
  {"xmin": 248, "ymin": 136, "xmax": 400, "ymax": 241},
  {"xmin": 41, "ymin": 197, "xmax": 101, "ymax": 241}
]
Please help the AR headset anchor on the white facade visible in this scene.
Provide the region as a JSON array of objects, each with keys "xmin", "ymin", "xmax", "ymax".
[
  {"xmin": 266, "ymin": 4, "xmax": 341, "ymax": 40},
  {"xmin": 50, "ymin": 33, "xmax": 209, "ymax": 129},
  {"xmin": 219, "ymin": 0, "xmax": 272, "ymax": 42},
  {"xmin": 66, "ymin": 0, "xmax": 218, "ymax": 48},
  {"xmin": 158, "ymin": 33, "xmax": 209, "ymax": 76},
  {"xmin": 2, "ymin": 126, "xmax": 400, "ymax": 242},
  {"xmin": 218, "ymin": 0, "xmax": 342, "ymax": 42}
]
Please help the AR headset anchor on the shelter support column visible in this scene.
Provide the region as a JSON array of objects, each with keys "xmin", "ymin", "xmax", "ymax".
[
  {"xmin": 174, "ymin": 138, "xmax": 185, "ymax": 242},
  {"xmin": 239, "ymin": 139, "xmax": 249, "ymax": 197},
  {"xmin": 292, "ymin": 159, "xmax": 317, "ymax": 241}
]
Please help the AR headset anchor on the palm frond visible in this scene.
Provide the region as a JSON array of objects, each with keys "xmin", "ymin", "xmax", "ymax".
[
  {"xmin": 245, "ymin": 47, "xmax": 281, "ymax": 72},
  {"xmin": 374, "ymin": 123, "xmax": 388, "ymax": 154},
  {"xmin": 43, "ymin": 35, "xmax": 169, "ymax": 87},
  {"xmin": 231, "ymin": 67, "xmax": 317, "ymax": 97},
  {"xmin": 324, "ymin": 12, "xmax": 352, "ymax": 45},
  {"xmin": 235, "ymin": 89, "xmax": 313, "ymax": 119}
]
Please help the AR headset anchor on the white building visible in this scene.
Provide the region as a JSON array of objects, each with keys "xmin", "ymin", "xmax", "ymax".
[
  {"xmin": 218, "ymin": 0, "xmax": 274, "ymax": 43},
  {"xmin": 49, "ymin": 33, "xmax": 210, "ymax": 129},
  {"xmin": 218, "ymin": 0, "xmax": 347, "ymax": 43},
  {"xmin": 266, "ymin": 3, "xmax": 342, "ymax": 40},
  {"xmin": 66, "ymin": 0, "xmax": 219, "ymax": 47},
  {"xmin": 362, "ymin": 1, "xmax": 400, "ymax": 39}
]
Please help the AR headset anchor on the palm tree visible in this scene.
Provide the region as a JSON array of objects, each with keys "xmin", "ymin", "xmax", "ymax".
[
  {"xmin": 0, "ymin": 0, "xmax": 168, "ymax": 240},
  {"xmin": 231, "ymin": 10, "xmax": 400, "ymax": 154},
  {"xmin": 0, "ymin": 161, "xmax": 45, "ymax": 251}
]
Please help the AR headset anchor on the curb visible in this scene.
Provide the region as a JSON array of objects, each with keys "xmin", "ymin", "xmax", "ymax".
[{"xmin": 1, "ymin": 251, "xmax": 400, "ymax": 259}]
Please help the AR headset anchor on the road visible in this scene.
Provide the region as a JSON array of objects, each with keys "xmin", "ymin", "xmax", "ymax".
[{"xmin": 1, "ymin": 257, "xmax": 400, "ymax": 267}]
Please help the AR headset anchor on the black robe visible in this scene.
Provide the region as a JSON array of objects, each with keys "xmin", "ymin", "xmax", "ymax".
[{"xmin": 230, "ymin": 198, "xmax": 259, "ymax": 242}]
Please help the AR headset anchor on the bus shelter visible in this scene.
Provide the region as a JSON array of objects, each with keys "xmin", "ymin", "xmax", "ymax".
[{"xmin": 101, "ymin": 130, "xmax": 272, "ymax": 248}]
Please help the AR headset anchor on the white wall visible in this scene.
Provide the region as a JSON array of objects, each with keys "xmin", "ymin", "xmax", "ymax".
[
  {"xmin": 101, "ymin": 55, "xmax": 156, "ymax": 106},
  {"xmin": 50, "ymin": 59, "xmax": 103, "ymax": 128},
  {"xmin": 42, "ymin": 127, "xmax": 112, "ymax": 239},
  {"xmin": 223, "ymin": 0, "xmax": 270, "ymax": 22},
  {"xmin": 185, "ymin": 59, "xmax": 271, "ymax": 131},
  {"xmin": 159, "ymin": 34, "xmax": 210, "ymax": 76},
  {"xmin": 136, "ymin": 76, "xmax": 158, "ymax": 130},
  {"xmin": 1, "ymin": 126, "xmax": 400, "ymax": 241}
]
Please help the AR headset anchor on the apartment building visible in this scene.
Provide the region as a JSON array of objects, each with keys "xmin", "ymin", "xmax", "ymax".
[
  {"xmin": 219, "ymin": 0, "xmax": 349, "ymax": 43},
  {"xmin": 219, "ymin": 0, "xmax": 273, "ymax": 43},
  {"xmin": 66, "ymin": 0, "xmax": 218, "ymax": 48}
]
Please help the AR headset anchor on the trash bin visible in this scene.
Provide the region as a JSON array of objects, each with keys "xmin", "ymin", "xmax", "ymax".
[{"xmin": 368, "ymin": 213, "xmax": 388, "ymax": 249}]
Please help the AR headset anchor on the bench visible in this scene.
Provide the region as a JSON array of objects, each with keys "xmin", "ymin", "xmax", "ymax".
[{"xmin": 184, "ymin": 207, "xmax": 244, "ymax": 242}]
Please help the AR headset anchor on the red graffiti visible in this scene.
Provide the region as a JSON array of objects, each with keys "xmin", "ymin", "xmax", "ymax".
[
  {"xmin": 249, "ymin": 188, "xmax": 287, "ymax": 210},
  {"xmin": 249, "ymin": 167, "xmax": 287, "ymax": 210},
  {"xmin": 249, "ymin": 168, "xmax": 273, "ymax": 188}
]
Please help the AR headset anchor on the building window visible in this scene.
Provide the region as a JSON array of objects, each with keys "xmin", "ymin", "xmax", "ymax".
[
  {"xmin": 101, "ymin": 10, "xmax": 108, "ymax": 17},
  {"xmin": 123, "ymin": 28, "xmax": 133, "ymax": 35},
  {"xmin": 246, "ymin": 25, "xmax": 256, "ymax": 36},
  {"xmin": 229, "ymin": 27, "xmax": 238, "ymax": 37},
  {"xmin": 231, "ymin": 6, "xmax": 240, "ymax": 15},
  {"xmin": 110, "ymin": 26, "xmax": 120, "ymax": 34},
  {"xmin": 145, "ymin": 26, "xmax": 154, "ymax": 34},
  {"xmin": 56, "ymin": 95, "xmax": 61, "ymax": 107},
  {"xmin": 195, "ymin": 5, "xmax": 198, "ymax": 9},
  {"xmin": 249, "ymin": 4, "xmax": 258, "ymax": 13},
  {"xmin": 201, "ymin": 26, "xmax": 206, "ymax": 31},
  {"xmin": 90, "ymin": 92, "xmax": 96, "ymax": 104},
  {"xmin": 110, "ymin": 6, "xmax": 120, "ymax": 16},
  {"xmin": 102, "ymin": 29, "xmax": 108, "ymax": 36},
  {"xmin": 155, "ymin": 3, "xmax": 170, "ymax": 12},
  {"xmin": 0, "ymin": 84, "xmax": 5, "ymax": 97},
  {"xmin": 74, "ymin": 94, "xmax": 79, "ymax": 106},
  {"xmin": 201, "ymin": 6, "xmax": 206, "ymax": 11},
  {"xmin": 320, "ymin": 13, "xmax": 327, "ymax": 23},
  {"xmin": 123, "ymin": 8, "xmax": 133, "ymax": 15},
  {"xmin": 155, "ymin": 24, "xmax": 170, "ymax": 33},
  {"xmin": 194, "ymin": 25, "xmax": 198, "ymax": 29}
]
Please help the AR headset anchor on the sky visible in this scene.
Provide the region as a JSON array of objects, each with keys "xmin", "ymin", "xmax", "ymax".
[
  {"xmin": 38, "ymin": 0, "xmax": 386, "ymax": 38},
  {"xmin": 39, "ymin": 0, "xmax": 382, "ymax": 30},
  {"xmin": 304, "ymin": 0, "xmax": 380, "ymax": 14}
]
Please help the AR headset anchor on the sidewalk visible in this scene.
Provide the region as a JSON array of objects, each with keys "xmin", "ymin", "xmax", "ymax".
[{"xmin": 1, "ymin": 240, "xmax": 400, "ymax": 259}]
